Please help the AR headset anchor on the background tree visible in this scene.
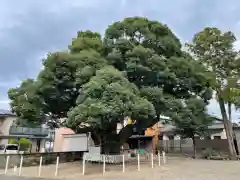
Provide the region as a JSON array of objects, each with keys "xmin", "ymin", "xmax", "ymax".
[
  {"xmin": 8, "ymin": 79, "xmax": 44, "ymax": 126},
  {"xmin": 187, "ymin": 27, "xmax": 240, "ymax": 158},
  {"xmin": 233, "ymin": 89, "xmax": 240, "ymax": 109},
  {"xmin": 171, "ymin": 98, "xmax": 214, "ymax": 158},
  {"xmin": 221, "ymin": 79, "xmax": 240, "ymax": 122}
]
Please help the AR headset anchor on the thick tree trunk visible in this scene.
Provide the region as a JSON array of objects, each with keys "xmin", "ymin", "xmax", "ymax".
[
  {"xmin": 218, "ymin": 95, "xmax": 237, "ymax": 159},
  {"xmin": 227, "ymin": 102, "xmax": 239, "ymax": 155},
  {"xmin": 118, "ymin": 124, "xmax": 134, "ymax": 145},
  {"xmin": 228, "ymin": 102, "xmax": 232, "ymax": 122},
  {"xmin": 101, "ymin": 133, "xmax": 123, "ymax": 154},
  {"xmin": 100, "ymin": 123, "xmax": 122, "ymax": 155},
  {"xmin": 88, "ymin": 117, "xmax": 161, "ymax": 155},
  {"xmin": 91, "ymin": 132, "xmax": 101, "ymax": 146}
]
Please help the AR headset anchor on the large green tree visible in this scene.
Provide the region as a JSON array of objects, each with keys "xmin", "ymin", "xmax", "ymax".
[
  {"xmin": 8, "ymin": 17, "xmax": 212, "ymax": 153},
  {"xmin": 171, "ymin": 98, "xmax": 214, "ymax": 158},
  {"xmin": 187, "ymin": 27, "xmax": 240, "ymax": 158}
]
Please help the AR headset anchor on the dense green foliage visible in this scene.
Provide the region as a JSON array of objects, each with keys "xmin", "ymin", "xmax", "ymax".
[
  {"xmin": 68, "ymin": 66, "xmax": 156, "ymax": 131},
  {"xmin": 171, "ymin": 98, "xmax": 214, "ymax": 157},
  {"xmin": 8, "ymin": 79, "xmax": 44, "ymax": 126}
]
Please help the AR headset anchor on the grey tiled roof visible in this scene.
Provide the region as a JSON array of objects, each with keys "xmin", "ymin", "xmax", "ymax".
[{"xmin": 160, "ymin": 120, "xmax": 239, "ymax": 133}]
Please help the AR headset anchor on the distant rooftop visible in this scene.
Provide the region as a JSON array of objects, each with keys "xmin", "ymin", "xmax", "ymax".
[{"xmin": 0, "ymin": 109, "xmax": 15, "ymax": 116}]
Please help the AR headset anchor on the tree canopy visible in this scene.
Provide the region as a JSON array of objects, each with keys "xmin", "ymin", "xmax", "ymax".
[
  {"xmin": 8, "ymin": 79, "xmax": 43, "ymax": 126},
  {"xmin": 8, "ymin": 17, "xmax": 214, "ymax": 153},
  {"xmin": 104, "ymin": 17, "xmax": 182, "ymax": 57}
]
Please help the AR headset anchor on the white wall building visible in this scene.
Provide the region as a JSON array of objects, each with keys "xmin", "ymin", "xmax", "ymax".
[{"xmin": 0, "ymin": 109, "xmax": 16, "ymax": 146}]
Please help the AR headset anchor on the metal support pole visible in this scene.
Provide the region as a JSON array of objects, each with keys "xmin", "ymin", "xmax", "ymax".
[
  {"xmin": 82, "ymin": 158, "xmax": 85, "ymax": 175},
  {"xmin": 38, "ymin": 156, "xmax": 43, "ymax": 177},
  {"xmin": 137, "ymin": 153, "xmax": 140, "ymax": 171},
  {"xmin": 18, "ymin": 156, "xmax": 23, "ymax": 176},
  {"xmin": 4, "ymin": 156, "xmax": 10, "ymax": 174},
  {"xmin": 55, "ymin": 156, "xmax": 59, "ymax": 177},
  {"xmin": 163, "ymin": 151, "xmax": 166, "ymax": 164},
  {"xmin": 103, "ymin": 155, "xmax": 106, "ymax": 174},
  {"xmin": 158, "ymin": 151, "xmax": 161, "ymax": 166},
  {"xmin": 151, "ymin": 153, "xmax": 154, "ymax": 168},
  {"xmin": 122, "ymin": 154, "xmax": 125, "ymax": 172}
]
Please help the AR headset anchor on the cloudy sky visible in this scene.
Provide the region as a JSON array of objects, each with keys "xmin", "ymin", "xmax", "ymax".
[{"xmin": 0, "ymin": 0, "xmax": 240, "ymax": 120}]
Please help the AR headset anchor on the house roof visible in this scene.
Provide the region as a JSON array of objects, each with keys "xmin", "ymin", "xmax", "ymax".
[
  {"xmin": 129, "ymin": 135, "xmax": 154, "ymax": 139},
  {"xmin": 160, "ymin": 118, "xmax": 240, "ymax": 133},
  {"xmin": 56, "ymin": 127, "xmax": 74, "ymax": 135},
  {"xmin": 0, "ymin": 109, "xmax": 15, "ymax": 117},
  {"xmin": 0, "ymin": 134, "xmax": 51, "ymax": 139}
]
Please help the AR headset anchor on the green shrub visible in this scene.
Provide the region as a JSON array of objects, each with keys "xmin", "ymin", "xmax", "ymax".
[
  {"xmin": 18, "ymin": 138, "xmax": 31, "ymax": 152},
  {"xmin": 9, "ymin": 138, "xmax": 18, "ymax": 144},
  {"xmin": 8, "ymin": 138, "xmax": 32, "ymax": 152}
]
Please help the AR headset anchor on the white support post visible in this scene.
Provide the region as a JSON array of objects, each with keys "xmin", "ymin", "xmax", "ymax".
[
  {"xmin": 137, "ymin": 153, "xmax": 140, "ymax": 171},
  {"xmin": 4, "ymin": 156, "xmax": 10, "ymax": 174},
  {"xmin": 18, "ymin": 156, "xmax": 23, "ymax": 176},
  {"xmin": 103, "ymin": 155, "xmax": 106, "ymax": 174},
  {"xmin": 122, "ymin": 154, "xmax": 125, "ymax": 172},
  {"xmin": 82, "ymin": 158, "xmax": 85, "ymax": 175},
  {"xmin": 163, "ymin": 151, "xmax": 166, "ymax": 164},
  {"xmin": 158, "ymin": 151, "xmax": 161, "ymax": 167},
  {"xmin": 55, "ymin": 156, "xmax": 59, "ymax": 177},
  {"xmin": 38, "ymin": 156, "xmax": 43, "ymax": 177},
  {"xmin": 151, "ymin": 153, "xmax": 154, "ymax": 168}
]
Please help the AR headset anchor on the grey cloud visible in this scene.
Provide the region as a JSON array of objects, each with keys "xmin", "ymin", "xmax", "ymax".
[{"xmin": 0, "ymin": 0, "xmax": 127, "ymax": 82}]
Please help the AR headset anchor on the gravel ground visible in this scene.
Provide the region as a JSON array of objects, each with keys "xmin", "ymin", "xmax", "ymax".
[{"xmin": 3, "ymin": 157, "xmax": 240, "ymax": 180}]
